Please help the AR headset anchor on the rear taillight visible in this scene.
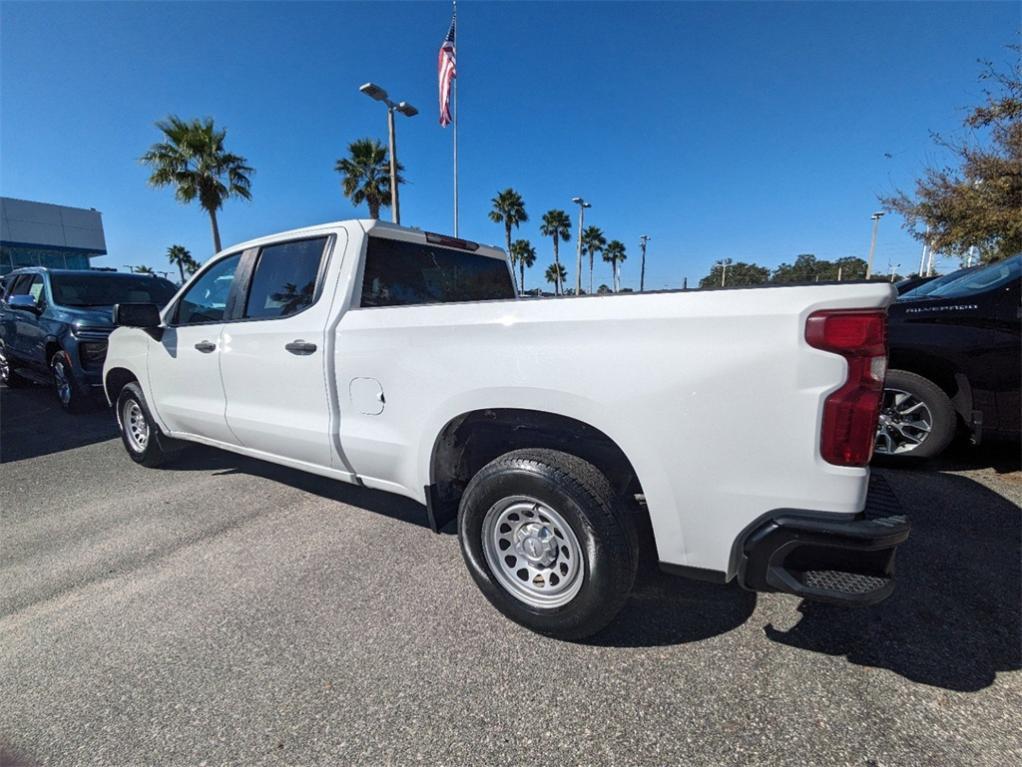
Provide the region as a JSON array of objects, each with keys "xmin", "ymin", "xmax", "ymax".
[{"xmin": 805, "ymin": 310, "xmax": 887, "ymax": 467}]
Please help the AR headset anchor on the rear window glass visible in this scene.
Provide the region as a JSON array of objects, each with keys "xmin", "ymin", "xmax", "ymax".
[
  {"xmin": 360, "ymin": 237, "xmax": 515, "ymax": 308},
  {"xmin": 244, "ymin": 238, "xmax": 327, "ymax": 319},
  {"xmin": 51, "ymin": 273, "xmax": 177, "ymax": 308}
]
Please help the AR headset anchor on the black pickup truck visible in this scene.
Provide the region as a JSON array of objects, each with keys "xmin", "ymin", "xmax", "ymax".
[{"xmin": 877, "ymin": 255, "xmax": 1020, "ymax": 460}]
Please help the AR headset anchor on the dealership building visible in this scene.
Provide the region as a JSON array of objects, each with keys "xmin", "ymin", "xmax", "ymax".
[{"xmin": 0, "ymin": 196, "xmax": 107, "ymax": 276}]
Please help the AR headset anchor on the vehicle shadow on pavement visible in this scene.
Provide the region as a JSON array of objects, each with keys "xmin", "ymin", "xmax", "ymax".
[
  {"xmin": 170, "ymin": 445, "xmax": 433, "ymax": 530},
  {"xmin": 587, "ymin": 572, "xmax": 758, "ymax": 648},
  {"xmin": 0, "ymin": 384, "xmax": 118, "ymax": 463},
  {"xmin": 764, "ymin": 468, "xmax": 1021, "ymax": 692}
]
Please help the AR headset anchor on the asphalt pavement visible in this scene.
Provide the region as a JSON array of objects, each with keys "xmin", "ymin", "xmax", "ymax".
[{"xmin": 1, "ymin": 383, "xmax": 1020, "ymax": 766}]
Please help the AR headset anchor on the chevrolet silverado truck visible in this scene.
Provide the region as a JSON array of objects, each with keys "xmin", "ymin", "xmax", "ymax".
[{"xmin": 103, "ymin": 220, "xmax": 909, "ymax": 639}]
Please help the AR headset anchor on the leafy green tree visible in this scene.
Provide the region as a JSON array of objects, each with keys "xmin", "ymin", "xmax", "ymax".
[
  {"xmin": 510, "ymin": 239, "xmax": 537, "ymax": 295},
  {"xmin": 545, "ymin": 262, "xmax": 567, "ymax": 295},
  {"xmin": 818, "ymin": 256, "xmax": 868, "ymax": 281},
  {"xmin": 602, "ymin": 240, "xmax": 627, "ymax": 292},
  {"xmin": 698, "ymin": 261, "xmax": 770, "ymax": 288},
  {"xmin": 141, "ymin": 116, "xmax": 253, "ymax": 253},
  {"xmin": 882, "ymin": 50, "xmax": 1021, "ymax": 262},
  {"xmin": 539, "ymin": 209, "xmax": 571, "ymax": 295},
  {"xmin": 335, "ymin": 138, "xmax": 403, "ymax": 220},
  {"xmin": 165, "ymin": 244, "xmax": 199, "ymax": 283},
  {"xmin": 581, "ymin": 226, "xmax": 607, "ymax": 294},
  {"xmin": 772, "ymin": 254, "xmax": 822, "ymax": 283},
  {"xmin": 597, "ymin": 284, "xmax": 611, "ymax": 295},
  {"xmin": 134, "ymin": 265, "xmax": 155, "ymax": 275},
  {"xmin": 489, "ymin": 188, "xmax": 528, "ymax": 292}
]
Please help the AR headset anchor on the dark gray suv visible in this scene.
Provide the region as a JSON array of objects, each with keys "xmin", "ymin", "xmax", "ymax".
[{"xmin": 0, "ymin": 268, "xmax": 177, "ymax": 412}]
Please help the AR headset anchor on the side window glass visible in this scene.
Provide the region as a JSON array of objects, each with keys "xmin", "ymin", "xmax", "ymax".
[
  {"xmin": 243, "ymin": 238, "xmax": 327, "ymax": 320},
  {"xmin": 9, "ymin": 275, "xmax": 32, "ymax": 296},
  {"xmin": 27, "ymin": 276, "xmax": 45, "ymax": 303},
  {"xmin": 175, "ymin": 254, "xmax": 242, "ymax": 325}
]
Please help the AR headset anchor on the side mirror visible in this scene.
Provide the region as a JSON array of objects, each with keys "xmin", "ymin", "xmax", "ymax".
[
  {"xmin": 113, "ymin": 302, "xmax": 162, "ymax": 329},
  {"xmin": 8, "ymin": 294, "xmax": 41, "ymax": 313}
]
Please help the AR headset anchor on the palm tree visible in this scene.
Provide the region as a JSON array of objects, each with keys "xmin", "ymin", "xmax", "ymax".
[
  {"xmin": 603, "ymin": 240, "xmax": 627, "ymax": 292},
  {"xmin": 581, "ymin": 226, "xmax": 607, "ymax": 294},
  {"xmin": 539, "ymin": 209, "xmax": 571, "ymax": 295},
  {"xmin": 335, "ymin": 138, "xmax": 404, "ymax": 219},
  {"xmin": 545, "ymin": 262, "xmax": 567, "ymax": 295},
  {"xmin": 141, "ymin": 116, "xmax": 253, "ymax": 253},
  {"xmin": 134, "ymin": 265, "xmax": 155, "ymax": 275},
  {"xmin": 166, "ymin": 244, "xmax": 195, "ymax": 283},
  {"xmin": 489, "ymin": 188, "xmax": 528, "ymax": 292},
  {"xmin": 510, "ymin": 239, "xmax": 537, "ymax": 295}
]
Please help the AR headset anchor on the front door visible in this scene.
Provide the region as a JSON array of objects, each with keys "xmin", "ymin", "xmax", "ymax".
[
  {"xmin": 220, "ymin": 235, "xmax": 337, "ymax": 468},
  {"xmin": 148, "ymin": 253, "xmax": 243, "ymax": 443}
]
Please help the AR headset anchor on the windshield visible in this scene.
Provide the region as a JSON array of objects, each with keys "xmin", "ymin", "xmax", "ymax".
[
  {"xmin": 923, "ymin": 255, "xmax": 1020, "ymax": 300},
  {"xmin": 50, "ymin": 273, "xmax": 178, "ymax": 308}
]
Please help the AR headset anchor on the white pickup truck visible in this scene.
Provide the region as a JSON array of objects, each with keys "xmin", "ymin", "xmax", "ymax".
[{"xmin": 104, "ymin": 220, "xmax": 910, "ymax": 639}]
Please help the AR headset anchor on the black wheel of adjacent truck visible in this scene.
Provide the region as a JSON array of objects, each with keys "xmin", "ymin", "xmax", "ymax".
[
  {"xmin": 874, "ymin": 369, "xmax": 957, "ymax": 461},
  {"xmin": 458, "ymin": 448, "xmax": 638, "ymax": 640},
  {"xmin": 116, "ymin": 382, "xmax": 179, "ymax": 467}
]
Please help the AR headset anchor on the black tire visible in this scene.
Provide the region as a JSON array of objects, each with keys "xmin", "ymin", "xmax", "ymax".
[
  {"xmin": 874, "ymin": 369, "xmax": 957, "ymax": 462},
  {"xmin": 458, "ymin": 448, "xmax": 639, "ymax": 640},
  {"xmin": 116, "ymin": 382, "xmax": 179, "ymax": 467},
  {"xmin": 50, "ymin": 350, "xmax": 90, "ymax": 413},
  {"xmin": 0, "ymin": 343, "xmax": 30, "ymax": 387}
]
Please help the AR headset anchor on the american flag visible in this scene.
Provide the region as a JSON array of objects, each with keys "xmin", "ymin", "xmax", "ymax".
[{"xmin": 438, "ymin": 9, "xmax": 456, "ymax": 126}]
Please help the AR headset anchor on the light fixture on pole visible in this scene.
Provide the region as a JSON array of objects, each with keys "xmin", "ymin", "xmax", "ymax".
[
  {"xmin": 571, "ymin": 196, "xmax": 591, "ymax": 295},
  {"xmin": 865, "ymin": 211, "xmax": 885, "ymax": 279},
  {"xmin": 359, "ymin": 82, "xmax": 417, "ymax": 225},
  {"xmin": 638, "ymin": 235, "xmax": 651, "ymax": 292}
]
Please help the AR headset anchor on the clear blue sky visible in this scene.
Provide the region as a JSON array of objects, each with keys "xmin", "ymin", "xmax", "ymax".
[{"xmin": 1, "ymin": 1, "xmax": 1017, "ymax": 288}]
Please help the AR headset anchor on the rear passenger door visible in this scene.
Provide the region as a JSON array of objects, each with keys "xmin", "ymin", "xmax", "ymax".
[{"xmin": 220, "ymin": 236, "xmax": 337, "ymax": 468}]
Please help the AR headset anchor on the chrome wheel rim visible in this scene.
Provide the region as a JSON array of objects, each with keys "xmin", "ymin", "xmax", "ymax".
[
  {"xmin": 52, "ymin": 358, "xmax": 71, "ymax": 405},
  {"xmin": 121, "ymin": 398, "xmax": 149, "ymax": 452},
  {"xmin": 0, "ymin": 349, "xmax": 9, "ymax": 383},
  {"xmin": 875, "ymin": 387, "xmax": 933, "ymax": 455},
  {"xmin": 482, "ymin": 497, "xmax": 584, "ymax": 609}
]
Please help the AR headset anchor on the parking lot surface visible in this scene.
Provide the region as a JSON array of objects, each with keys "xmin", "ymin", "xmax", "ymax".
[{"xmin": 1, "ymin": 384, "xmax": 1020, "ymax": 766}]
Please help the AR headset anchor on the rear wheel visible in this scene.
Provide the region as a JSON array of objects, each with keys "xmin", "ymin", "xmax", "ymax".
[
  {"xmin": 116, "ymin": 382, "xmax": 179, "ymax": 467},
  {"xmin": 874, "ymin": 369, "xmax": 956, "ymax": 460},
  {"xmin": 458, "ymin": 448, "xmax": 639, "ymax": 640},
  {"xmin": 0, "ymin": 344, "xmax": 29, "ymax": 387}
]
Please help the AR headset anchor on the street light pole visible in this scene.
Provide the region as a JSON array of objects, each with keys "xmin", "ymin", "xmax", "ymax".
[
  {"xmin": 718, "ymin": 257, "xmax": 732, "ymax": 287},
  {"xmin": 387, "ymin": 107, "xmax": 399, "ymax": 224},
  {"xmin": 360, "ymin": 82, "xmax": 418, "ymax": 225},
  {"xmin": 865, "ymin": 211, "xmax": 885, "ymax": 279},
  {"xmin": 639, "ymin": 235, "xmax": 650, "ymax": 292},
  {"xmin": 571, "ymin": 196, "xmax": 590, "ymax": 295}
]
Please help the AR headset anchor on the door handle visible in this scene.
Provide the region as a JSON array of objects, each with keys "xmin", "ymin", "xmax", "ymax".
[
  {"xmin": 194, "ymin": 340, "xmax": 216, "ymax": 353},
  {"xmin": 285, "ymin": 340, "xmax": 317, "ymax": 355}
]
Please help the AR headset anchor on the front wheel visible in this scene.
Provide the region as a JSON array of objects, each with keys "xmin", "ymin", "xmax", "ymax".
[
  {"xmin": 116, "ymin": 382, "xmax": 179, "ymax": 467},
  {"xmin": 874, "ymin": 369, "xmax": 957, "ymax": 461},
  {"xmin": 50, "ymin": 350, "xmax": 89, "ymax": 412},
  {"xmin": 458, "ymin": 448, "xmax": 639, "ymax": 640}
]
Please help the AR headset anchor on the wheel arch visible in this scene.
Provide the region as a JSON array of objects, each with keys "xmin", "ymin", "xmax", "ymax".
[
  {"xmin": 886, "ymin": 350, "xmax": 972, "ymax": 419},
  {"xmin": 104, "ymin": 366, "xmax": 139, "ymax": 406},
  {"xmin": 425, "ymin": 406, "xmax": 648, "ymax": 534}
]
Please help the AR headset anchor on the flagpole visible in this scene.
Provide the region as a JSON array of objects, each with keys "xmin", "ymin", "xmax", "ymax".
[{"xmin": 452, "ymin": 0, "xmax": 459, "ymax": 236}]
